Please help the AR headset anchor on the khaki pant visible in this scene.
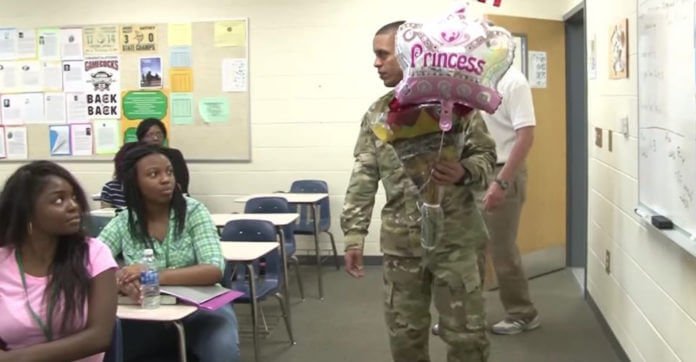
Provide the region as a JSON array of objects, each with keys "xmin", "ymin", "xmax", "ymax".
[
  {"xmin": 383, "ymin": 254, "xmax": 489, "ymax": 362},
  {"xmin": 476, "ymin": 164, "xmax": 537, "ymax": 320}
]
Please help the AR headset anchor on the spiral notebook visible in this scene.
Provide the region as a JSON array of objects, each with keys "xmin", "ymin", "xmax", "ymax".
[{"xmin": 160, "ymin": 285, "xmax": 243, "ymax": 311}]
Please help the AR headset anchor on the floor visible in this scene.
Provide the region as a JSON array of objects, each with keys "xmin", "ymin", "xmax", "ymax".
[{"xmin": 234, "ymin": 266, "xmax": 623, "ymax": 362}]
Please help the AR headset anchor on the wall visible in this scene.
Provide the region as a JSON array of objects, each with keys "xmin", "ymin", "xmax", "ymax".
[
  {"xmin": 586, "ymin": 0, "xmax": 696, "ymax": 360},
  {"xmin": 1, "ymin": 0, "xmax": 572, "ymax": 255}
]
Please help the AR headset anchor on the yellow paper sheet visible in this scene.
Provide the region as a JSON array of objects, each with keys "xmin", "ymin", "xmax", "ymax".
[
  {"xmin": 170, "ymin": 68, "xmax": 193, "ymax": 92},
  {"xmin": 168, "ymin": 23, "xmax": 192, "ymax": 46},
  {"xmin": 214, "ymin": 20, "xmax": 246, "ymax": 47}
]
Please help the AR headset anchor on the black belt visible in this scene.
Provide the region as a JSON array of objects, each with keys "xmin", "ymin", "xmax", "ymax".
[{"xmin": 496, "ymin": 163, "xmax": 505, "ymax": 166}]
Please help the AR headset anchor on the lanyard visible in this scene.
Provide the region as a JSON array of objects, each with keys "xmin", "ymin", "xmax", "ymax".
[{"xmin": 15, "ymin": 250, "xmax": 56, "ymax": 342}]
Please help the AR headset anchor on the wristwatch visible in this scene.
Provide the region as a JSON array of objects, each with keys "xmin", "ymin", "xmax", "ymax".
[{"xmin": 494, "ymin": 178, "xmax": 510, "ymax": 190}]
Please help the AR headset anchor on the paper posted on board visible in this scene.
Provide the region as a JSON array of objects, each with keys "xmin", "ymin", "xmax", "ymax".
[{"xmin": 5, "ymin": 127, "xmax": 28, "ymax": 159}]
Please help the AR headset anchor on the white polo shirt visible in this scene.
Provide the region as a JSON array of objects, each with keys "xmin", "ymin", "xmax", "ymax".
[{"xmin": 481, "ymin": 66, "xmax": 536, "ymax": 164}]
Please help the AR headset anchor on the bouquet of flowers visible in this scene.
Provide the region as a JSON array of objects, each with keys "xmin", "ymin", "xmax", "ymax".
[{"xmin": 372, "ymin": 3, "xmax": 514, "ymax": 250}]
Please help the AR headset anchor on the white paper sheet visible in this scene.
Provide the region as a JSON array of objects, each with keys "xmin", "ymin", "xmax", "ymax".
[
  {"xmin": 21, "ymin": 93, "xmax": 46, "ymax": 124},
  {"xmin": 528, "ymin": 51, "xmax": 548, "ymax": 89},
  {"xmin": 60, "ymin": 28, "xmax": 83, "ymax": 61},
  {"xmin": 44, "ymin": 92, "xmax": 66, "ymax": 123},
  {"xmin": 38, "ymin": 29, "xmax": 60, "ymax": 60},
  {"xmin": 42, "ymin": 61, "xmax": 63, "ymax": 91},
  {"xmin": 18, "ymin": 61, "xmax": 41, "ymax": 92},
  {"xmin": 0, "ymin": 61, "xmax": 18, "ymax": 91},
  {"xmin": 0, "ymin": 28, "xmax": 17, "ymax": 60},
  {"xmin": 0, "ymin": 127, "xmax": 6, "ymax": 158},
  {"xmin": 49, "ymin": 124, "xmax": 70, "ymax": 155},
  {"xmin": 93, "ymin": 120, "xmax": 120, "ymax": 154},
  {"xmin": 62, "ymin": 61, "xmax": 85, "ymax": 92},
  {"xmin": 222, "ymin": 58, "xmax": 248, "ymax": 92},
  {"xmin": 70, "ymin": 123, "xmax": 93, "ymax": 156},
  {"xmin": 65, "ymin": 92, "xmax": 88, "ymax": 123},
  {"xmin": 1, "ymin": 94, "xmax": 23, "ymax": 125},
  {"xmin": 5, "ymin": 126, "xmax": 28, "ymax": 159},
  {"xmin": 16, "ymin": 29, "xmax": 37, "ymax": 59}
]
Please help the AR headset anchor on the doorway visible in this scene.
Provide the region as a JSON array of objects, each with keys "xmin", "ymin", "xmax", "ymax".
[{"xmin": 564, "ymin": 3, "xmax": 588, "ymax": 289}]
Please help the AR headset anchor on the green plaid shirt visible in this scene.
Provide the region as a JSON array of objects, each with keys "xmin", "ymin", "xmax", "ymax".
[{"xmin": 99, "ymin": 197, "xmax": 224, "ymax": 272}]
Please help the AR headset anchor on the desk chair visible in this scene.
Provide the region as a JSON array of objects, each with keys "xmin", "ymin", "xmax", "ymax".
[
  {"xmin": 221, "ymin": 219, "xmax": 295, "ymax": 349},
  {"xmin": 244, "ymin": 197, "xmax": 305, "ymax": 300},
  {"xmin": 86, "ymin": 214, "xmax": 114, "ymax": 238},
  {"xmin": 289, "ymin": 180, "xmax": 339, "ymax": 270}
]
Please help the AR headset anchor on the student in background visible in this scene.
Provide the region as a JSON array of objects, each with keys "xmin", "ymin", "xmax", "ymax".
[
  {"xmin": 0, "ymin": 161, "xmax": 118, "ymax": 361},
  {"xmin": 99, "ymin": 141, "xmax": 140, "ymax": 209},
  {"xmin": 98, "ymin": 144, "xmax": 239, "ymax": 362},
  {"xmin": 136, "ymin": 118, "xmax": 190, "ymax": 194}
]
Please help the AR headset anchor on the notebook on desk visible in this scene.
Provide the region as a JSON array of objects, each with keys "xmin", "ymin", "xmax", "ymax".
[{"xmin": 160, "ymin": 285, "xmax": 243, "ymax": 311}]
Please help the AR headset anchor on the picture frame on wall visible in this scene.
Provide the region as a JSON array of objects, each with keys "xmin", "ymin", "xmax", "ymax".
[
  {"xmin": 512, "ymin": 33, "xmax": 528, "ymax": 78},
  {"xmin": 609, "ymin": 18, "xmax": 628, "ymax": 79}
]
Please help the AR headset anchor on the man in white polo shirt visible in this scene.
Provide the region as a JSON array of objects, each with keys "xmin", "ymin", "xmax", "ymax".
[{"xmin": 479, "ymin": 64, "xmax": 539, "ymax": 335}]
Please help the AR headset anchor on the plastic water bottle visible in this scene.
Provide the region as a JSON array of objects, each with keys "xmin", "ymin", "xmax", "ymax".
[{"xmin": 140, "ymin": 249, "xmax": 161, "ymax": 309}]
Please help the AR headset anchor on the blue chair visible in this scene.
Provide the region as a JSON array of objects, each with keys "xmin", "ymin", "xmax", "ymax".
[
  {"xmin": 289, "ymin": 180, "xmax": 339, "ymax": 270},
  {"xmin": 85, "ymin": 214, "xmax": 114, "ymax": 238},
  {"xmin": 220, "ymin": 219, "xmax": 295, "ymax": 355},
  {"xmin": 103, "ymin": 318, "xmax": 122, "ymax": 362},
  {"xmin": 244, "ymin": 197, "xmax": 305, "ymax": 300}
]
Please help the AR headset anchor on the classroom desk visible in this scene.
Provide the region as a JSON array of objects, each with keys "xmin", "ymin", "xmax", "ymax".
[
  {"xmin": 117, "ymin": 304, "xmax": 197, "ymax": 362},
  {"xmin": 234, "ymin": 193, "xmax": 329, "ymax": 299},
  {"xmin": 90, "ymin": 208, "xmax": 117, "ymax": 218},
  {"xmin": 220, "ymin": 242, "xmax": 288, "ymax": 362},
  {"xmin": 211, "ymin": 213, "xmax": 299, "ymax": 323}
]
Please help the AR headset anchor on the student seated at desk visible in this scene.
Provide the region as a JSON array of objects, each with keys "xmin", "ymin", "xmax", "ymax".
[
  {"xmin": 0, "ymin": 161, "xmax": 118, "ymax": 361},
  {"xmin": 137, "ymin": 118, "xmax": 190, "ymax": 195},
  {"xmin": 100, "ymin": 141, "xmax": 140, "ymax": 209},
  {"xmin": 98, "ymin": 144, "xmax": 240, "ymax": 362}
]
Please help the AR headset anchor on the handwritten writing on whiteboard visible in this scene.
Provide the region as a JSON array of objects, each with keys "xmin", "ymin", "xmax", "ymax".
[{"xmin": 637, "ymin": 0, "xmax": 696, "ymax": 236}]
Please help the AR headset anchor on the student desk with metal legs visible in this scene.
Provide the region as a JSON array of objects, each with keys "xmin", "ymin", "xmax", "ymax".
[
  {"xmin": 220, "ymin": 242, "xmax": 287, "ymax": 362},
  {"xmin": 234, "ymin": 193, "xmax": 329, "ymax": 299}
]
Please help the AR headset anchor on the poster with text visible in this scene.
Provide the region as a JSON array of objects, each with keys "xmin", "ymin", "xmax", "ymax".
[
  {"xmin": 120, "ymin": 25, "xmax": 157, "ymax": 52},
  {"xmin": 84, "ymin": 55, "xmax": 120, "ymax": 119},
  {"xmin": 83, "ymin": 25, "xmax": 119, "ymax": 54}
]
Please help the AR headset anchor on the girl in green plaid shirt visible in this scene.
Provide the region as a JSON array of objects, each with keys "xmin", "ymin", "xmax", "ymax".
[{"xmin": 98, "ymin": 144, "xmax": 240, "ymax": 362}]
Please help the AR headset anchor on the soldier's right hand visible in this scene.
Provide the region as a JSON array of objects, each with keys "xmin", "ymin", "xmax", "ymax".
[{"xmin": 344, "ymin": 248, "xmax": 365, "ymax": 278}]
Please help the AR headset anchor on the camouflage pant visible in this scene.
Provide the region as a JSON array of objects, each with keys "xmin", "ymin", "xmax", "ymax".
[{"xmin": 383, "ymin": 254, "xmax": 489, "ymax": 362}]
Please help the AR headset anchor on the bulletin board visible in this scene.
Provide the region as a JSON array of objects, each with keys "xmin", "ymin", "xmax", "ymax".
[{"xmin": 0, "ymin": 19, "xmax": 250, "ymax": 162}]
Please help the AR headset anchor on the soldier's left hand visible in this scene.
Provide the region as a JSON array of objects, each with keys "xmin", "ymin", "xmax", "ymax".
[{"xmin": 433, "ymin": 161, "xmax": 466, "ymax": 185}]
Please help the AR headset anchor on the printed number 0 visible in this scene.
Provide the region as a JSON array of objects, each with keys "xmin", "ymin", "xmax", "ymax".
[{"xmin": 148, "ymin": 33, "xmax": 154, "ymax": 42}]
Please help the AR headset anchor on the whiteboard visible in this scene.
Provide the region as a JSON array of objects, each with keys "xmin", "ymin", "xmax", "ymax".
[{"xmin": 638, "ymin": 0, "xmax": 696, "ymax": 237}]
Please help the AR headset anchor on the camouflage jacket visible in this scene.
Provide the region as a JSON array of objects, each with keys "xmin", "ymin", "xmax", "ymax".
[{"xmin": 341, "ymin": 91, "xmax": 496, "ymax": 257}]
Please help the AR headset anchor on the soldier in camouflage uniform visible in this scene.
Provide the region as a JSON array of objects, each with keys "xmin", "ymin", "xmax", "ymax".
[{"xmin": 341, "ymin": 21, "xmax": 496, "ymax": 362}]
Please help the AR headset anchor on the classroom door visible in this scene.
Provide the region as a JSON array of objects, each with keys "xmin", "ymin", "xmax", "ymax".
[{"xmin": 483, "ymin": 15, "xmax": 568, "ymax": 289}]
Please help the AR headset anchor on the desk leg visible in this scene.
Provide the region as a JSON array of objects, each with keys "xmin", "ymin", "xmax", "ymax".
[
  {"xmin": 172, "ymin": 321, "xmax": 187, "ymax": 362},
  {"xmin": 312, "ymin": 203, "xmax": 323, "ymax": 300},
  {"xmin": 247, "ymin": 264, "xmax": 260, "ymax": 362},
  {"xmin": 277, "ymin": 229, "xmax": 293, "ymax": 331}
]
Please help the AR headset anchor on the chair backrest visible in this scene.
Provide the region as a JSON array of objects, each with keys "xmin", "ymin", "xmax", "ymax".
[
  {"xmin": 85, "ymin": 214, "xmax": 114, "ymax": 238},
  {"xmin": 290, "ymin": 179, "xmax": 331, "ymax": 232},
  {"xmin": 103, "ymin": 318, "xmax": 122, "ymax": 362},
  {"xmin": 243, "ymin": 197, "xmax": 296, "ymax": 247},
  {"xmin": 220, "ymin": 219, "xmax": 283, "ymax": 286}
]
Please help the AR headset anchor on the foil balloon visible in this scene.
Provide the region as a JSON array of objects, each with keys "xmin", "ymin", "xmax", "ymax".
[{"xmin": 394, "ymin": 5, "xmax": 515, "ymax": 132}]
